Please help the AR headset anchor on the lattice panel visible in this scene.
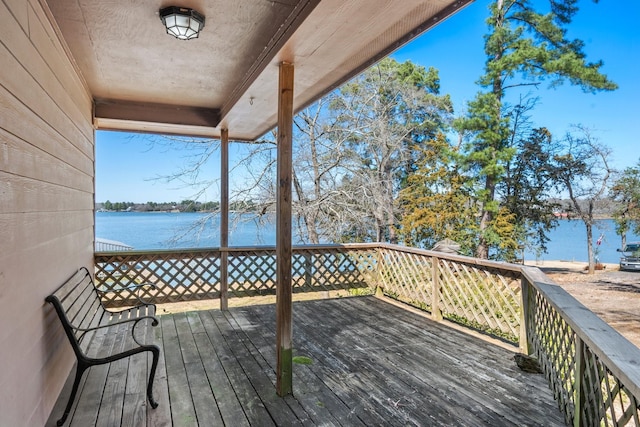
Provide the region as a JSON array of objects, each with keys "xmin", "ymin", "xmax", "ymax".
[
  {"xmin": 580, "ymin": 346, "xmax": 640, "ymax": 426},
  {"xmin": 528, "ymin": 285, "xmax": 640, "ymax": 427},
  {"xmin": 95, "ymin": 251, "xmax": 221, "ymax": 307},
  {"xmin": 292, "ymin": 248, "xmax": 377, "ymax": 292},
  {"xmin": 437, "ymin": 260, "xmax": 521, "ymax": 340},
  {"xmin": 377, "ymin": 248, "xmax": 434, "ymax": 311},
  {"xmin": 97, "ymin": 247, "xmax": 378, "ymax": 304},
  {"xmin": 227, "ymin": 250, "xmax": 277, "ymax": 297},
  {"xmin": 376, "ymin": 250, "xmax": 521, "ymax": 340},
  {"xmin": 528, "ymin": 285, "xmax": 577, "ymax": 425}
]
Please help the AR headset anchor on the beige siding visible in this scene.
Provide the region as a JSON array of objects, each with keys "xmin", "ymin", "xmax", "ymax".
[{"xmin": 0, "ymin": 0, "xmax": 94, "ymax": 425}]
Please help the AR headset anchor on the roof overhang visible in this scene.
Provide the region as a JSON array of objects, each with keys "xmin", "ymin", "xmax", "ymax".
[{"xmin": 44, "ymin": 0, "xmax": 473, "ymax": 141}]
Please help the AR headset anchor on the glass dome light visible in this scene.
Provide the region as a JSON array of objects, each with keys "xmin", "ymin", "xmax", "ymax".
[{"xmin": 159, "ymin": 6, "xmax": 205, "ymax": 40}]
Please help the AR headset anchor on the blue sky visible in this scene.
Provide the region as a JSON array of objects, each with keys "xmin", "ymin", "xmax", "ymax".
[{"xmin": 96, "ymin": 0, "xmax": 639, "ymax": 203}]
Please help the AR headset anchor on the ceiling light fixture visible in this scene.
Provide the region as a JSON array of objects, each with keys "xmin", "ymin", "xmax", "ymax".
[{"xmin": 159, "ymin": 6, "xmax": 205, "ymax": 40}]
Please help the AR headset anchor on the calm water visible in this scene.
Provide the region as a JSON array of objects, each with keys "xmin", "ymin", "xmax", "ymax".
[
  {"xmin": 523, "ymin": 219, "xmax": 640, "ymax": 264},
  {"xmin": 96, "ymin": 211, "xmax": 279, "ymax": 249},
  {"xmin": 96, "ymin": 212, "xmax": 639, "ymax": 263}
]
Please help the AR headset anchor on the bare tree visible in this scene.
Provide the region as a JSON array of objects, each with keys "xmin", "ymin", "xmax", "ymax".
[
  {"xmin": 552, "ymin": 126, "xmax": 615, "ymax": 273},
  {"xmin": 145, "ymin": 134, "xmax": 280, "ymax": 246},
  {"xmin": 149, "ymin": 58, "xmax": 452, "ymax": 246},
  {"xmin": 331, "ymin": 58, "xmax": 452, "ymax": 243}
]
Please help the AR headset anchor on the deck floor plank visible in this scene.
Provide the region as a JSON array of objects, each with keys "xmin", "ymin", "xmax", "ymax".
[
  {"xmin": 120, "ymin": 351, "xmax": 147, "ymax": 427},
  {"xmin": 344, "ymin": 297, "xmax": 560, "ymax": 425},
  {"xmin": 188, "ymin": 311, "xmax": 251, "ymax": 427},
  {"xmin": 147, "ymin": 317, "xmax": 172, "ymax": 427},
  {"xmin": 68, "ymin": 322, "xmax": 120, "ymax": 427},
  {"xmin": 286, "ymin": 299, "xmax": 476, "ymax": 426},
  {"xmin": 210, "ymin": 309, "xmax": 306, "ymax": 426},
  {"xmin": 160, "ymin": 315, "xmax": 198, "ymax": 427},
  {"xmin": 50, "ymin": 296, "xmax": 565, "ymax": 426},
  {"xmin": 225, "ymin": 307, "xmax": 357, "ymax": 427},
  {"xmin": 173, "ymin": 312, "xmax": 225, "ymax": 426},
  {"xmin": 95, "ymin": 322, "xmax": 130, "ymax": 427},
  {"xmin": 197, "ymin": 309, "xmax": 276, "ymax": 426},
  {"xmin": 223, "ymin": 308, "xmax": 340, "ymax": 426}
]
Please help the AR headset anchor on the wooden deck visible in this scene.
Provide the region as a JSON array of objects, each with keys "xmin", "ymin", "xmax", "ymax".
[{"xmin": 47, "ymin": 296, "xmax": 565, "ymax": 426}]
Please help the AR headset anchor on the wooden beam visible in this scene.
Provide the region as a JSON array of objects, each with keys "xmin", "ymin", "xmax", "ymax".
[
  {"xmin": 94, "ymin": 99, "xmax": 221, "ymax": 128},
  {"xmin": 220, "ymin": 129, "xmax": 229, "ymax": 311},
  {"xmin": 276, "ymin": 62, "xmax": 294, "ymax": 397}
]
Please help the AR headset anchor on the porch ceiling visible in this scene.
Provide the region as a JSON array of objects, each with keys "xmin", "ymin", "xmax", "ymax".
[{"xmin": 44, "ymin": 0, "xmax": 472, "ymax": 141}]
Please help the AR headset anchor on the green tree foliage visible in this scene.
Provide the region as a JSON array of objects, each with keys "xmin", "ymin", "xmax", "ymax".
[
  {"xmin": 455, "ymin": 0, "xmax": 617, "ymax": 259},
  {"xmin": 610, "ymin": 160, "xmax": 640, "ymax": 248},
  {"xmin": 500, "ymin": 126, "xmax": 560, "ymax": 260},
  {"xmin": 397, "ymin": 134, "xmax": 477, "ymax": 254}
]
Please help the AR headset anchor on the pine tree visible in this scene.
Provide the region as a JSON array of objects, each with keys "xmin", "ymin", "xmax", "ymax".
[{"xmin": 456, "ymin": 0, "xmax": 617, "ymax": 259}]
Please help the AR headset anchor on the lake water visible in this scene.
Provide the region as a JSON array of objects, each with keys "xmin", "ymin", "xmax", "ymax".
[
  {"xmin": 96, "ymin": 212, "xmax": 639, "ymax": 263},
  {"xmin": 96, "ymin": 211, "xmax": 279, "ymax": 249}
]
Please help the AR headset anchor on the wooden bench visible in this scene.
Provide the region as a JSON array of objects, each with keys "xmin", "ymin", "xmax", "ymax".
[{"xmin": 46, "ymin": 267, "xmax": 160, "ymax": 426}]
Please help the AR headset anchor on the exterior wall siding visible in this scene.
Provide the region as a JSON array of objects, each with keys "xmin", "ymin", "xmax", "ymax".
[{"xmin": 0, "ymin": 0, "xmax": 94, "ymax": 425}]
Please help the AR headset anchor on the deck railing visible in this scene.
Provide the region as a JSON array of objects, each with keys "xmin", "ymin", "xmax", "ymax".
[
  {"xmin": 94, "ymin": 245, "xmax": 377, "ymax": 306},
  {"xmin": 95, "ymin": 243, "xmax": 640, "ymax": 426}
]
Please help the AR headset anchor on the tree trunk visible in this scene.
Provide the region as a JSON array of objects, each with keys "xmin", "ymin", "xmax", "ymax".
[
  {"xmin": 305, "ymin": 212, "xmax": 320, "ymax": 244},
  {"xmin": 476, "ymin": 175, "xmax": 496, "ymax": 259},
  {"xmin": 586, "ymin": 222, "xmax": 595, "ymax": 274}
]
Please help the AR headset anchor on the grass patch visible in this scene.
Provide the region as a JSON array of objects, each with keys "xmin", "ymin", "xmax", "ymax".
[{"xmin": 292, "ymin": 356, "xmax": 313, "ymax": 365}]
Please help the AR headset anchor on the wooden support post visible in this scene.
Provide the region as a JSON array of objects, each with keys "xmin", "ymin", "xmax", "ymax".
[
  {"xmin": 276, "ymin": 62, "xmax": 294, "ymax": 397},
  {"xmin": 573, "ymin": 336, "xmax": 586, "ymax": 427},
  {"xmin": 519, "ymin": 277, "xmax": 530, "ymax": 354},
  {"xmin": 220, "ymin": 129, "xmax": 229, "ymax": 311},
  {"xmin": 431, "ymin": 257, "xmax": 442, "ymax": 321}
]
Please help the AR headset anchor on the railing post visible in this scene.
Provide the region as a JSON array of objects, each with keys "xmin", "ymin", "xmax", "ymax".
[
  {"xmin": 573, "ymin": 336, "xmax": 586, "ymax": 427},
  {"xmin": 431, "ymin": 256, "xmax": 442, "ymax": 321},
  {"xmin": 304, "ymin": 252, "xmax": 313, "ymax": 289},
  {"xmin": 375, "ymin": 247, "xmax": 384, "ymax": 297},
  {"xmin": 519, "ymin": 277, "xmax": 530, "ymax": 354}
]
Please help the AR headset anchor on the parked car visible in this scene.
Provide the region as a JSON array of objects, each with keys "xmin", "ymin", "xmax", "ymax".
[{"xmin": 617, "ymin": 242, "xmax": 640, "ymax": 271}]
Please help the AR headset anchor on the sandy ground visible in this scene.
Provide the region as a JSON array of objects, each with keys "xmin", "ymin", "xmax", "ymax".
[{"xmin": 525, "ymin": 260, "xmax": 640, "ymax": 348}]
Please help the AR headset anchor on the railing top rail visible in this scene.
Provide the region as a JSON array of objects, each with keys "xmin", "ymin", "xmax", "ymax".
[
  {"xmin": 374, "ymin": 242, "xmax": 524, "ymax": 273},
  {"xmin": 521, "ymin": 266, "xmax": 640, "ymax": 398},
  {"xmin": 95, "ymin": 243, "xmax": 383, "ymax": 256},
  {"xmin": 95, "ymin": 247, "xmax": 223, "ymax": 256}
]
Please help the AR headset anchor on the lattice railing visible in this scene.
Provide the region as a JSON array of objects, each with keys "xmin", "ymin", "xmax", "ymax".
[
  {"xmin": 522, "ymin": 267, "xmax": 640, "ymax": 427},
  {"xmin": 95, "ymin": 245, "xmax": 377, "ymax": 307},
  {"xmin": 376, "ymin": 245, "xmax": 522, "ymax": 342},
  {"xmin": 95, "ymin": 249, "xmax": 222, "ymax": 307}
]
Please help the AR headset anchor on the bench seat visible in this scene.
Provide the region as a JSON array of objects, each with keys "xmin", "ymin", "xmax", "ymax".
[{"xmin": 46, "ymin": 267, "xmax": 160, "ymax": 426}]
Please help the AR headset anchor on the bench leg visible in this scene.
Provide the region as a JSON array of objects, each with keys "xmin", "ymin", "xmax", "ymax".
[
  {"xmin": 57, "ymin": 361, "xmax": 88, "ymax": 426},
  {"xmin": 147, "ymin": 346, "xmax": 160, "ymax": 409}
]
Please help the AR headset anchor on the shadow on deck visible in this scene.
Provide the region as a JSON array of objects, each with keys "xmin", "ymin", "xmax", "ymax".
[{"xmin": 47, "ymin": 296, "xmax": 564, "ymax": 426}]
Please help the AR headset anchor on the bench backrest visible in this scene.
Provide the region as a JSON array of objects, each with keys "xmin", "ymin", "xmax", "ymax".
[{"xmin": 46, "ymin": 267, "xmax": 108, "ymax": 356}]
